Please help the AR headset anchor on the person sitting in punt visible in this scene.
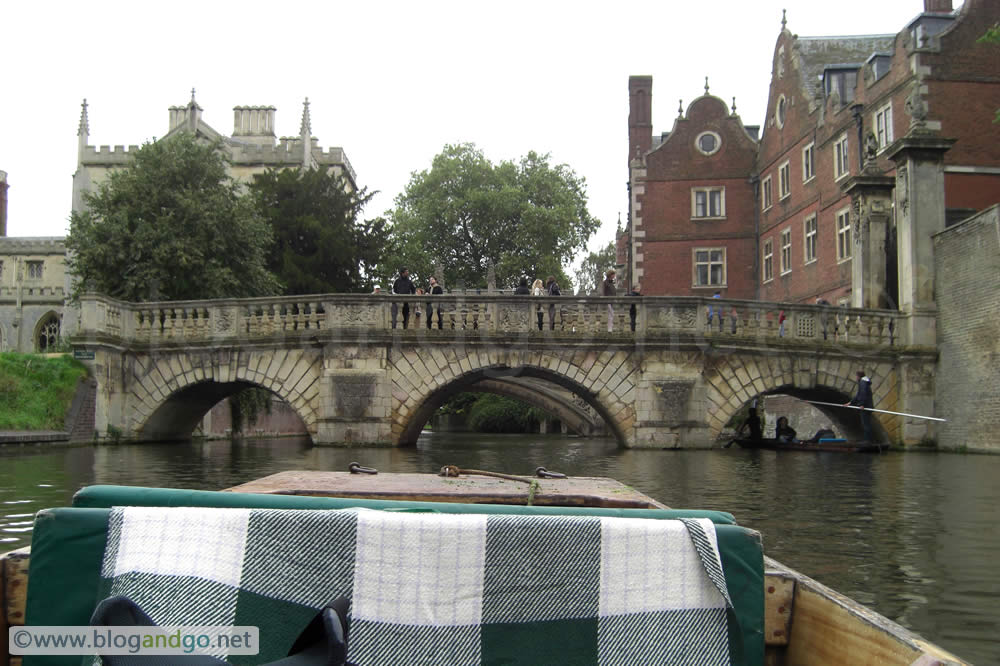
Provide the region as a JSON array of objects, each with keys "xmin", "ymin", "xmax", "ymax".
[{"xmin": 775, "ymin": 416, "xmax": 798, "ymax": 443}]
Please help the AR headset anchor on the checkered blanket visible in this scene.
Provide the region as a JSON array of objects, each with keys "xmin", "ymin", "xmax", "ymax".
[{"xmin": 95, "ymin": 507, "xmax": 735, "ymax": 665}]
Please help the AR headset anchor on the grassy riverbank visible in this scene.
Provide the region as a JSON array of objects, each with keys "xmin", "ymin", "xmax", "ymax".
[{"xmin": 0, "ymin": 353, "xmax": 89, "ymax": 430}]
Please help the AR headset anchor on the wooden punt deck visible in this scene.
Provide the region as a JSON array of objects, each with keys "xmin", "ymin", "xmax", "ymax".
[{"xmin": 225, "ymin": 469, "xmax": 668, "ymax": 509}]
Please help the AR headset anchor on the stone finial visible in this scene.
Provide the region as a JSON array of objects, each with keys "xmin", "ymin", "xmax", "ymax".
[
  {"xmin": 704, "ymin": 76, "xmax": 710, "ymax": 95},
  {"xmin": 781, "ymin": 9, "xmax": 787, "ymax": 30},
  {"xmin": 678, "ymin": 99, "xmax": 683, "ymax": 117},
  {"xmin": 300, "ymin": 97, "xmax": 312, "ymax": 137},
  {"xmin": 300, "ymin": 97, "xmax": 316, "ymax": 169},
  {"xmin": 191, "ymin": 87, "xmax": 197, "ymax": 104},
  {"xmin": 486, "ymin": 259, "xmax": 496, "ymax": 292},
  {"xmin": 731, "ymin": 97, "xmax": 737, "ymax": 115},
  {"xmin": 617, "ymin": 212, "xmax": 622, "ymax": 232},
  {"xmin": 77, "ymin": 99, "xmax": 89, "ymax": 137}
]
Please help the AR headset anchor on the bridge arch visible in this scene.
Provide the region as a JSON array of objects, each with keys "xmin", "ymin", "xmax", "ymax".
[
  {"xmin": 392, "ymin": 348, "xmax": 637, "ymax": 447},
  {"xmin": 703, "ymin": 355, "xmax": 900, "ymax": 442},
  {"xmin": 126, "ymin": 349, "xmax": 322, "ymax": 441},
  {"xmin": 466, "ymin": 378, "xmax": 606, "ymax": 436}
]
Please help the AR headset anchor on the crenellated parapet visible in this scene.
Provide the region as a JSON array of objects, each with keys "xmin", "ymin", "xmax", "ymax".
[
  {"xmin": 0, "ymin": 236, "xmax": 67, "ymax": 255},
  {"xmin": 79, "ymin": 145, "xmax": 142, "ymax": 166}
]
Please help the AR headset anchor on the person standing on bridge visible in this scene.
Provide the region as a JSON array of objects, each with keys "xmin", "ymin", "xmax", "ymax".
[
  {"xmin": 426, "ymin": 276, "xmax": 444, "ymax": 330},
  {"xmin": 846, "ymin": 370, "xmax": 875, "ymax": 442},
  {"xmin": 603, "ymin": 269, "xmax": 617, "ymax": 332},
  {"xmin": 391, "ymin": 268, "xmax": 416, "ymax": 329},
  {"xmin": 532, "ymin": 278, "xmax": 546, "ymax": 330},
  {"xmin": 545, "ymin": 276, "xmax": 561, "ymax": 330}
]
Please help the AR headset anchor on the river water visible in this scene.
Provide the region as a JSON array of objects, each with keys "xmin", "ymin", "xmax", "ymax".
[{"xmin": 1, "ymin": 433, "xmax": 997, "ymax": 664}]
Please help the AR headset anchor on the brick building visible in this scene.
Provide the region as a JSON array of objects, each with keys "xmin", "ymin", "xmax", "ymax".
[{"xmin": 625, "ymin": 0, "xmax": 1000, "ymax": 309}]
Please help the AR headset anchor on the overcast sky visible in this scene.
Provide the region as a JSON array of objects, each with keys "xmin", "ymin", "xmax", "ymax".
[{"xmin": 4, "ymin": 0, "xmax": 927, "ymax": 264}]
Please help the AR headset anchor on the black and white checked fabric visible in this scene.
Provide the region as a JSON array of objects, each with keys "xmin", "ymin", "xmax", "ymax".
[{"xmin": 97, "ymin": 507, "xmax": 734, "ymax": 665}]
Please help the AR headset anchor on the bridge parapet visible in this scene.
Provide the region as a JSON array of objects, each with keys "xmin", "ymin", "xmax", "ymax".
[{"xmin": 75, "ymin": 293, "xmax": 908, "ymax": 348}]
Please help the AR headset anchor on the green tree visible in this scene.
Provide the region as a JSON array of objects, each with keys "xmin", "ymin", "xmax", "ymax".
[
  {"xmin": 574, "ymin": 241, "xmax": 618, "ymax": 295},
  {"xmin": 250, "ymin": 168, "xmax": 389, "ymax": 294},
  {"xmin": 66, "ymin": 133, "xmax": 279, "ymax": 302},
  {"xmin": 385, "ymin": 143, "xmax": 598, "ymax": 289}
]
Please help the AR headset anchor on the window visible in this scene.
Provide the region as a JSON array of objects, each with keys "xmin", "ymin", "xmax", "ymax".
[
  {"xmin": 836, "ymin": 208, "xmax": 852, "ymax": 262},
  {"xmin": 36, "ymin": 314, "xmax": 60, "ymax": 352},
  {"xmin": 762, "ymin": 176, "xmax": 773, "ymax": 211},
  {"xmin": 824, "ymin": 69, "xmax": 857, "ymax": 105},
  {"xmin": 802, "ymin": 142, "xmax": 815, "ymax": 183},
  {"xmin": 780, "ymin": 228, "xmax": 792, "ymax": 275},
  {"xmin": 778, "ymin": 161, "xmax": 791, "ymax": 199},
  {"xmin": 804, "ymin": 215, "xmax": 817, "ymax": 264},
  {"xmin": 0, "ymin": 260, "xmax": 4, "ymax": 280},
  {"xmin": 693, "ymin": 248, "xmax": 726, "ymax": 287},
  {"xmin": 762, "ymin": 240, "xmax": 773, "ymax": 283},
  {"xmin": 834, "ymin": 134, "xmax": 849, "ymax": 180},
  {"xmin": 874, "ymin": 103, "xmax": 893, "ymax": 151},
  {"xmin": 695, "ymin": 131, "xmax": 721, "ymax": 156},
  {"xmin": 776, "ymin": 95, "xmax": 787, "ymax": 128},
  {"xmin": 27, "ymin": 261, "xmax": 44, "ymax": 280},
  {"xmin": 692, "ymin": 187, "xmax": 725, "ymax": 218}
]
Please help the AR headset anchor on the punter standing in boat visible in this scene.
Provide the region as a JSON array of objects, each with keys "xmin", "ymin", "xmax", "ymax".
[
  {"xmin": 737, "ymin": 406, "xmax": 763, "ymax": 441},
  {"xmin": 846, "ymin": 371, "xmax": 875, "ymax": 441}
]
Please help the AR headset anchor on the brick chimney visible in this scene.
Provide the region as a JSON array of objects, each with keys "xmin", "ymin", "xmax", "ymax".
[
  {"xmin": 0, "ymin": 170, "xmax": 8, "ymax": 237},
  {"xmin": 924, "ymin": 0, "xmax": 952, "ymax": 12},
  {"xmin": 628, "ymin": 76, "xmax": 653, "ymax": 165}
]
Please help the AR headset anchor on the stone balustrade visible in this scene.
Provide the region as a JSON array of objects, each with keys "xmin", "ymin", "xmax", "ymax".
[{"xmin": 75, "ymin": 293, "xmax": 908, "ymax": 347}]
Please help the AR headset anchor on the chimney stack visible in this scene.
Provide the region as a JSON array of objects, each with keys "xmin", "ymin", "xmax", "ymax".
[
  {"xmin": 924, "ymin": 0, "xmax": 952, "ymax": 13},
  {"xmin": 0, "ymin": 171, "xmax": 8, "ymax": 237},
  {"xmin": 628, "ymin": 76, "xmax": 653, "ymax": 165}
]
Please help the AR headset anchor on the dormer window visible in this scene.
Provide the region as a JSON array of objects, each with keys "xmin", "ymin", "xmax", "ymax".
[
  {"xmin": 824, "ymin": 67, "xmax": 858, "ymax": 105},
  {"xmin": 867, "ymin": 54, "xmax": 892, "ymax": 82}
]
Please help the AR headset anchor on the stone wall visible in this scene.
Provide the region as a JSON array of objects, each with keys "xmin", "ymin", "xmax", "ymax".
[{"xmin": 933, "ymin": 205, "xmax": 1000, "ymax": 451}]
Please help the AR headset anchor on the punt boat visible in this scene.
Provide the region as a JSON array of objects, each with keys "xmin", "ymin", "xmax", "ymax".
[
  {"xmin": 729, "ymin": 438, "xmax": 889, "ymax": 453},
  {"xmin": 0, "ymin": 468, "xmax": 964, "ymax": 665}
]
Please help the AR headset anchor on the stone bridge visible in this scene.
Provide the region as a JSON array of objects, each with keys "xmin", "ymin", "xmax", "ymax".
[{"xmin": 72, "ymin": 293, "xmax": 938, "ymax": 447}]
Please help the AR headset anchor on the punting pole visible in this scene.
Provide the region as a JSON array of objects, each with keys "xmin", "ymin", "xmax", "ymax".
[{"xmin": 802, "ymin": 400, "xmax": 947, "ymax": 422}]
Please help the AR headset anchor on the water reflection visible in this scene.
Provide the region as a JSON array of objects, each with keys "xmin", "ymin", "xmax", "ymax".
[{"xmin": 1, "ymin": 433, "xmax": 998, "ymax": 663}]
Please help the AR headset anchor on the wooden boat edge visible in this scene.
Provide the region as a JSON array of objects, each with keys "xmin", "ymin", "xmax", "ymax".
[{"xmin": 0, "ymin": 473, "xmax": 970, "ymax": 666}]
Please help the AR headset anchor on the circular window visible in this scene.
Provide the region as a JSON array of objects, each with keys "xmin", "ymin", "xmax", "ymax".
[
  {"xmin": 776, "ymin": 95, "xmax": 787, "ymax": 129},
  {"xmin": 695, "ymin": 131, "xmax": 721, "ymax": 156}
]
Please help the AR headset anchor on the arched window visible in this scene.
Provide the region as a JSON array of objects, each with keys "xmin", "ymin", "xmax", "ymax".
[{"xmin": 36, "ymin": 313, "xmax": 61, "ymax": 351}]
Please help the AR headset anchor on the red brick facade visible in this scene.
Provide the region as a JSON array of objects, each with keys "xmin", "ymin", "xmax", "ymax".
[
  {"xmin": 626, "ymin": 0, "xmax": 1000, "ymax": 305},
  {"xmin": 629, "ymin": 94, "xmax": 759, "ymax": 298}
]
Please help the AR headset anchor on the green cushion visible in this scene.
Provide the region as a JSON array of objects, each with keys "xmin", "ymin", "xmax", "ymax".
[
  {"xmin": 27, "ymin": 494, "xmax": 761, "ymax": 666},
  {"xmin": 72, "ymin": 485, "xmax": 737, "ymax": 524}
]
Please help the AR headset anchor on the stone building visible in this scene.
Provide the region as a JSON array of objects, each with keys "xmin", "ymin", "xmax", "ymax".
[
  {"xmin": 72, "ymin": 92, "xmax": 356, "ymax": 214},
  {"xmin": 0, "ymin": 237, "xmax": 75, "ymax": 353},
  {"xmin": 624, "ymin": 0, "xmax": 1000, "ymax": 307},
  {"xmin": 0, "ymin": 94, "xmax": 355, "ymax": 353}
]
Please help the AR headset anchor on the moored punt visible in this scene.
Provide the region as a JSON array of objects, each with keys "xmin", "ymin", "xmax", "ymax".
[
  {"xmin": 730, "ymin": 438, "xmax": 888, "ymax": 453},
  {"xmin": 2, "ymin": 469, "xmax": 966, "ymax": 666}
]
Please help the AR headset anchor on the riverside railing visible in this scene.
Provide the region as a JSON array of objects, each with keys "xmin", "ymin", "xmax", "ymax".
[{"xmin": 74, "ymin": 293, "xmax": 905, "ymax": 347}]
